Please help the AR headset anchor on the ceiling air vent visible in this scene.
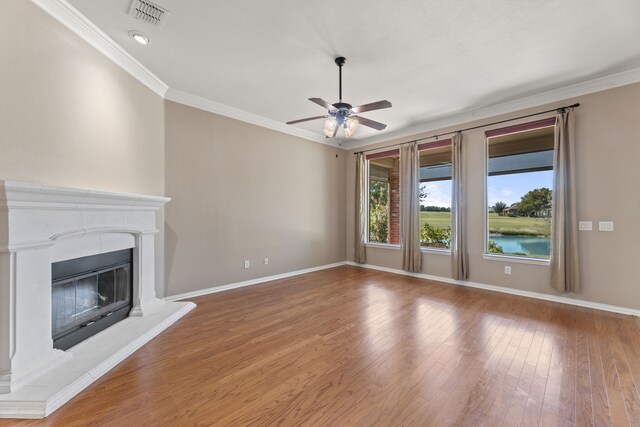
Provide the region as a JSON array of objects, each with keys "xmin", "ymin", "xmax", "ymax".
[{"xmin": 128, "ymin": 0, "xmax": 168, "ymax": 26}]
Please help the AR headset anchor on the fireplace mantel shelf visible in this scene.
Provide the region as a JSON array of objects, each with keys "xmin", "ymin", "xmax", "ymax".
[
  {"xmin": 0, "ymin": 180, "xmax": 170, "ymax": 210},
  {"xmin": 0, "ymin": 181, "xmax": 195, "ymax": 419}
]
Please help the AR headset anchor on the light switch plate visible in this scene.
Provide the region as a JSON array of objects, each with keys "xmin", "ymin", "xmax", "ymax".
[
  {"xmin": 579, "ymin": 221, "xmax": 592, "ymax": 231},
  {"xmin": 599, "ymin": 221, "xmax": 614, "ymax": 232}
]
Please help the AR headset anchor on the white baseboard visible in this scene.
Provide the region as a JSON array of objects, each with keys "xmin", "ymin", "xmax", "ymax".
[
  {"xmin": 345, "ymin": 261, "xmax": 640, "ymax": 317},
  {"xmin": 164, "ymin": 261, "xmax": 348, "ymax": 302},
  {"xmin": 164, "ymin": 260, "xmax": 640, "ymax": 317}
]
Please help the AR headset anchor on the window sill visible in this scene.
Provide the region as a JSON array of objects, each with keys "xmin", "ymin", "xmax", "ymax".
[
  {"xmin": 482, "ymin": 253, "xmax": 550, "ymax": 266},
  {"xmin": 420, "ymin": 247, "xmax": 451, "ymax": 256},
  {"xmin": 365, "ymin": 243, "xmax": 401, "ymax": 251}
]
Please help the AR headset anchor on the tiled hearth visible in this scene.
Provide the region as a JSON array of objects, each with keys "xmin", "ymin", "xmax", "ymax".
[{"xmin": 0, "ymin": 181, "xmax": 195, "ymax": 418}]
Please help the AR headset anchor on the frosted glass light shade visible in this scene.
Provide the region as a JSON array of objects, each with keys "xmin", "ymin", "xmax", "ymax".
[
  {"xmin": 323, "ymin": 117, "xmax": 337, "ymax": 137},
  {"xmin": 344, "ymin": 117, "xmax": 360, "ymax": 138}
]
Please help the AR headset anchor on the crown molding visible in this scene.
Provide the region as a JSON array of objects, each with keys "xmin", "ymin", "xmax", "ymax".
[
  {"xmin": 165, "ymin": 88, "xmax": 338, "ymax": 146},
  {"xmin": 31, "ymin": 0, "xmax": 340, "ymax": 148},
  {"xmin": 31, "ymin": 0, "xmax": 168, "ymax": 97},
  {"xmin": 344, "ymin": 66, "xmax": 640, "ymax": 150},
  {"xmin": 30, "ymin": 0, "xmax": 640, "ymax": 151}
]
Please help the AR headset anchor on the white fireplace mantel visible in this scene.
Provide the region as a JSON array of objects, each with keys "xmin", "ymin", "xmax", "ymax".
[{"xmin": 0, "ymin": 181, "xmax": 195, "ymax": 418}]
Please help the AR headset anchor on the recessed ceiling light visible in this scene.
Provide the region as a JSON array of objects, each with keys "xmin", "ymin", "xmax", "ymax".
[{"xmin": 129, "ymin": 31, "xmax": 150, "ymax": 45}]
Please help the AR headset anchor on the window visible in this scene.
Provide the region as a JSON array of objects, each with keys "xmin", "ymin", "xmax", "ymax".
[
  {"xmin": 486, "ymin": 118, "xmax": 555, "ymax": 259},
  {"xmin": 367, "ymin": 150, "xmax": 400, "ymax": 244},
  {"xmin": 419, "ymin": 140, "xmax": 452, "ymax": 249}
]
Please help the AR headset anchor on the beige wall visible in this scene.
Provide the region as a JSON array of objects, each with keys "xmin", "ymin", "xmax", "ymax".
[
  {"xmin": 346, "ymin": 83, "xmax": 640, "ymax": 310},
  {"xmin": 1, "ymin": 1, "xmax": 166, "ymax": 295},
  {"xmin": 164, "ymin": 101, "xmax": 346, "ymax": 296},
  {"xmin": 6, "ymin": 1, "xmax": 639, "ymax": 310}
]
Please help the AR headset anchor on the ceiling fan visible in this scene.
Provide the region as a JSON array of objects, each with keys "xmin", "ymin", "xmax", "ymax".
[{"xmin": 286, "ymin": 56, "xmax": 392, "ymax": 138}]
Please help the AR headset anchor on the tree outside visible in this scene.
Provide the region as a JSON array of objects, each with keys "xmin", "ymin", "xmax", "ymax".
[
  {"xmin": 518, "ymin": 188, "xmax": 552, "ymax": 217},
  {"xmin": 369, "ymin": 180, "xmax": 389, "ymax": 242},
  {"xmin": 492, "ymin": 201, "xmax": 507, "ymax": 216}
]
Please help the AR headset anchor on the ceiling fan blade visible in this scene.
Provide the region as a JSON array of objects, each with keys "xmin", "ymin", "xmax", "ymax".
[
  {"xmin": 309, "ymin": 98, "xmax": 336, "ymax": 111},
  {"xmin": 354, "ymin": 115, "xmax": 387, "ymax": 131},
  {"xmin": 286, "ymin": 115, "xmax": 329, "ymax": 125},
  {"xmin": 331, "ymin": 122, "xmax": 339, "ymax": 138},
  {"xmin": 350, "ymin": 100, "xmax": 392, "ymax": 114}
]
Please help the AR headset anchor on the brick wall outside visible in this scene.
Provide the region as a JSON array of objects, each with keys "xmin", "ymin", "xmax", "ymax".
[{"xmin": 389, "ymin": 158, "xmax": 400, "ymax": 244}]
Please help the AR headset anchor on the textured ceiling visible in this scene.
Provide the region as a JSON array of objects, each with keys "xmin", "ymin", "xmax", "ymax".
[{"xmin": 67, "ymin": 0, "xmax": 640, "ymax": 145}]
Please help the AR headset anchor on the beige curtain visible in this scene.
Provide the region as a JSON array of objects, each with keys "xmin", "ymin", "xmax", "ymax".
[
  {"xmin": 400, "ymin": 142, "xmax": 421, "ymax": 272},
  {"xmin": 451, "ymin": 132, "xmax": 469, "ymax": 280},
  {"xmin": 354, "ymin": 153, "xmax": 367, "ymax": 264},
  {"xmin": 550, "ymin": 111, "xmax": 579, "ymax": 292}
]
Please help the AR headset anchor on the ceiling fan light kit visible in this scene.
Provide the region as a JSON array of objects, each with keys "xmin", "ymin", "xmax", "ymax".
[{"xmin": 287, "ymin": 56, "xmax": 392, "ymax": 139}]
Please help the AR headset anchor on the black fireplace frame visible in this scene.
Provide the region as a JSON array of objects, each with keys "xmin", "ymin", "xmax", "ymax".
[{"xmin": 51, "ymin": 249, "xmax": 134, "ymax": 351}]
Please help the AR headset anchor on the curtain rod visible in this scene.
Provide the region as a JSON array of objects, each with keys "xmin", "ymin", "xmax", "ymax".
[{"xmin": 352, "ymin": 102, "xmax": 580, "ymax": 155}]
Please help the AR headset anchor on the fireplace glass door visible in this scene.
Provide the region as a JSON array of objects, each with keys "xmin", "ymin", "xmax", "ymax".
[
  {"xmin": 51, "ymin": 249, "xmax": 133, "ymax": 349},
  {"xmin": 52, "ymin": 264, "xmax": 131, "ymax": 340}
]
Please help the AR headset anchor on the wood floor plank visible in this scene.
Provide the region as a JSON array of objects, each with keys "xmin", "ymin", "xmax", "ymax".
[
  {"xmin": 575, "ymin": 328, "xmax": 595, "ymax": 427},
  {"xmin": 598, "ymin": 315, "xmax": 632, "ymax": 427},
  {"xmin": 606, "ymin": 324, "xmax": 640, "ymax": 425},
  {"xmin": 2, "ymin": 265, "xmax": 640, "ymax": 426},
  {"xmin": 633, "ymin": 316, "xmax": 640, "ymax": 337},
  {"xmin": 561, "ymin": 318, "xmax": 578, "ymax": 425}
]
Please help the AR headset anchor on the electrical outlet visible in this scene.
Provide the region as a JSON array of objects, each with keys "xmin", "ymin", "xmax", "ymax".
[
  {"xmin": 264, "ymin": 258, "xmax": 269, "ymax": 265},
  {"xmin": 244, "ymin": 260, "xmax": 250, "ymax": 268},
  {"xmin": 599, "ymin": 221, "xmax": 614, "ymax": 232},
  {"xmin": 578, "ymin": 221, "xmax": 592, "ymax": 231},
  {"xmin": 504, "ymin": 266, "xmax": 511, "ymax": 275}
]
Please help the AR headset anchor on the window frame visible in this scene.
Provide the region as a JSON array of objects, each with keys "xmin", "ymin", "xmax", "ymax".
[
  {"xmin": 365, "ymin": 147, "xmax": 401, "ymax": 248},
  {"xmin": 483, "ymin": 118, "xmax": 556, "ymax": 265},
  {"xmin": 418, "ymin": 139, "xmax": 453, "ymax": 254}
]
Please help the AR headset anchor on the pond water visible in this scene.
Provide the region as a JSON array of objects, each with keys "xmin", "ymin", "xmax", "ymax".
[{"xmin": 489, "ymin": 234, "xmax": 550, "ymax": 257}]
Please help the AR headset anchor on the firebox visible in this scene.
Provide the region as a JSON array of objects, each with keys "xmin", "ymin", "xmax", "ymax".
[{"xmin": 51, "ymin": 249, "xmax": 133, "ymax": 350}]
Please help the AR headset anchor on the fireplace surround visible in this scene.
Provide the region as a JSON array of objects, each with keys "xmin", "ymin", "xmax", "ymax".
[{"xmin": 0, "ymin": 181, "xmax": 195, "ymax": 418}]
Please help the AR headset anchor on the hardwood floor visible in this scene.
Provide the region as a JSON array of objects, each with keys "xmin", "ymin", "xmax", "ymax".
[{"xmin": 3, "ymin": 265, "xmax": 640, "ymax": 426}]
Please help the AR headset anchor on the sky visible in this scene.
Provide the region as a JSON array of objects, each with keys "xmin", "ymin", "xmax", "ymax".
[
  {"xmin": 419, "ymin": 170, "xmax": 553, "ymax": 208},
  {"xmin": 420, "ymin": 181, "xmax": 452, "ymax": 208},
  {"xmin": 488, "ymin": 170, "xmax": 553, "ymax": 207}
]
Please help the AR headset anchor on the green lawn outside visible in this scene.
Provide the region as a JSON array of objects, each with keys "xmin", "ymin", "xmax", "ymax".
[
  {"xmin": 420, "ymin": 211, "xmax": 550, "ymax": 237},
  {"xmin": 488, "ymin": 212, "xmax": 550, "ymax": 237},
  {"xmin": 420, "ymin": 212, "xmax": 452, "ymax": 229}
]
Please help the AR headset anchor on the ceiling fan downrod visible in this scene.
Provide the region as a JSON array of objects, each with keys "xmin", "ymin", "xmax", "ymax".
[{"xmin": 335, "ymin": 56, "xmax": 346, "ymax": 102}]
